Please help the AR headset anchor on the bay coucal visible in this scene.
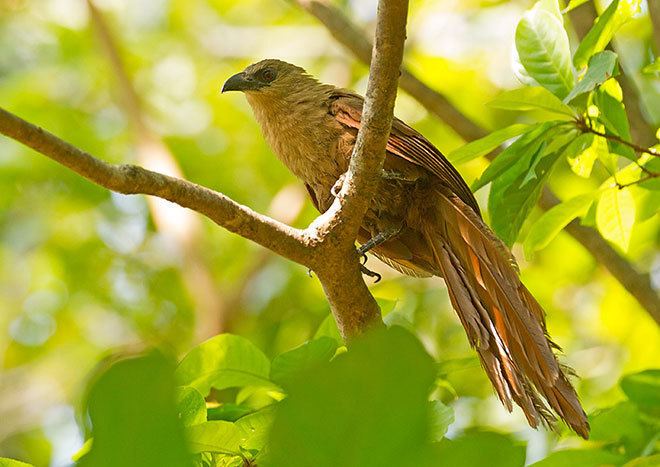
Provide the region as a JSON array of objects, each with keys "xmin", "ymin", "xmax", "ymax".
[{"xmin": 222, "ymin": 59, "xmax": 589, "ymax": 438}]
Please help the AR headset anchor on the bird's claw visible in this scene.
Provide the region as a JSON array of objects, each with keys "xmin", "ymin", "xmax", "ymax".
[
  {"xmin": 360, "ymin": 264, "xmax": 381, "ymax": 283},
  {"xmin": 307, "ymin": 268, "xmax": 314, "ymax": 278},
  {"xmin": 361, "ymin": 253, "xmax": 368, "ymax": 264}
]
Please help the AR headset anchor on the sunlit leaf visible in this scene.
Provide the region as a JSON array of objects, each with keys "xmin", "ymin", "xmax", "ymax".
[
  {"xmin": 448, "ymin": 124, "xmax": 530, "ymax": 165},
  {"xmin": 487, "ymin": 87, "xmax": 575, "ymax": 118},
  {"xmin": 564, "ymin": 51, "xmax": 618, "ymax": 103},
  {"xmin": 0, "ymin": 459, "xmax": 33, "ymax": 467},
  {"xmin": 175, "ymin": 334, "xmax": 275, "ymax": 396},
  {"xmin": 429, "ymin": 400, "xmax": 454, "ymax": 441},
  {"xmin": 596, "ymin": 186, "xmax": 635, "ymax": 251},
  {"xmin": 186, "ymin": 421, "xmax": 246, "ymax": 455},
  {"xmin": 235, "ymin": 406, "xmax": 275, "ymax": 451},
  {"xmin": 573, "ymin": 0, "xmax": 642, "ymax": 68},
  {"xmin": 516, "ymin": 4, "xmax": 574, "ymax": 98},
  {"xmin": 176, "ymin": 386, "xmax": 207, "ymax": 426},
  {"xmin": 524, "ymin": 192, "xmax": 595, "ymax": 257},
  {"xmin": 641, "ymin": 59, "xmax": 660, "ymax": 75},
  {"xmin": 565, "ymin": 133, "xmax": 598, "ymax": 177},
  {"xmin": 270, "ymin": 337, "xmax": 338, "ymax": 387}
]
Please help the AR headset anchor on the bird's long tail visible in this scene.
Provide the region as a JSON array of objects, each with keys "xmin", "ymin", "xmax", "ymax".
[{"xmin": 424, "ymin": 187, "xmax": 589, "ymax": 439}]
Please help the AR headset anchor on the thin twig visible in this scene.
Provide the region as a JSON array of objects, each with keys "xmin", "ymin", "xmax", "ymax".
[{"xmin": 577, "ymin": 117, "xmax": 659, "ymax": 158}]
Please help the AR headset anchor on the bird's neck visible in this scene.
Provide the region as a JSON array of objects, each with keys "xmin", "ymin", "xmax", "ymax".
[{"xmin": 245, "ymin": 86, "xmax": 346, "ymax": 196}]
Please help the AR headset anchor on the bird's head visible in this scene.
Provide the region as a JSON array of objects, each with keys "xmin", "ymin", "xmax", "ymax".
[{"xmin": 221, "ymin": 59, "xmax": 318, "ymax": 99}]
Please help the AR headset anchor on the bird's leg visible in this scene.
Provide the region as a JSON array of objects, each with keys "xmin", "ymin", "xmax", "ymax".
[
  {"xmin": 358, "ymin": 226, "xmax": 403, "ymax": 257},
  {"xmin": 356, "ymin": 225, "xmax": 403, "ymax": 283},
  {"xmin": 331, "ymin": 170, "xmax": 417, "ymax": 199},
  {"xmin": 381, "ymin": 169, "xmax": 419, "ymax": 183}
]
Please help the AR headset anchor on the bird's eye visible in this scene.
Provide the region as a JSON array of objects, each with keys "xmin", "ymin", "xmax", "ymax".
[{"xmin": 261, "ymin": 68, "xmax": 276, "ymax": 83}]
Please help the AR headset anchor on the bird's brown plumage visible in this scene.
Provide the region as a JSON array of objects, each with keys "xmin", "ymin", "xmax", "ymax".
[{"xmin": 223, "ymin": 59, "xmax": 589, "ymax": 438}]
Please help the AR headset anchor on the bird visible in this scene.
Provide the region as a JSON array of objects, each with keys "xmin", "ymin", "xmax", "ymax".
[{"xmin": 222, "ymin": 59, "xmax": 589, "ymax": 439}]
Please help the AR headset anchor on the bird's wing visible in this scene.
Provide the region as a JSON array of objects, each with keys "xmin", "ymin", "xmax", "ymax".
[{"xmin": 328, "ymin": 90, "xmax": 481, "ymax": 216}]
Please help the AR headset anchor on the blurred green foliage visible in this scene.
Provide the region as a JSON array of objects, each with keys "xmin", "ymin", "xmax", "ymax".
[{"xmin": 0, "ymin": 0, "xmax": 658, "ymax": 466}]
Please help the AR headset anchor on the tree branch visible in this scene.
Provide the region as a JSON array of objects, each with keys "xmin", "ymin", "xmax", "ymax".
[
  {"xmin": 305, "ymin": 0, "xmax": 409, "ymax": 337},
  {"xmin": 0, "ymin": 0, "xmax": 410, "ymax": 342},
  {"xmin": 0, "ymin": 106, "xmax": 310, "ymax": 265},
  {"xmin": 296, "ymin": 0, "xmax": 660, "ymax": 323}
]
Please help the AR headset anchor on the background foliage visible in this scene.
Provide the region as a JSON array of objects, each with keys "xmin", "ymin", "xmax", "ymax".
[{"xmin": 0, "ymin": 0, "xmax": 658, "ymax": 466}]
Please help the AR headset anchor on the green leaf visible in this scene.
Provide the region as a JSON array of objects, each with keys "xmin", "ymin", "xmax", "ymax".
[
  {"xmin": 235, "ymin": 407, "xmax": 275, "ymax": 451},
  {"xmin": 621, "ymin": 370, "xmax": 660, "ymax": 408},
  {"xmin": 473, "ymin": 121, "xmax": 563, "ymax": 191},
  {"xmin": 314, "ymin": 313, "xmax": 343, "ymax": 345},
  {"xmin": 524, "ymin": 192, "xmax": 595, "ymax": 257},
  {"xmin": 589, "ymin": 402, "xmax": 645, "ymax": 455},
  {"xmin": 564, "ymin": 133, "xmax": 597, "ymax": 177},
  {"xmin": 267, "ymin": 327, "xmax": 438, "ymax": 467},
  {"xmin": 531, "ymin": 449, "xmax": 624, "ymax": 467},
  {"xmin": 487, "ymin": 130, "xmax": 574, "ymax": 246},
  {"xmin": 435, "ymin": 431, "xmax": 526, "ymax": 467},
  {"xmin": 0, "ymin": 459, "xmax": 33, "ymax": 467},
  {"xmin": 270, "ymin": 337, "xmax": 338, "ymax": 387},
  {"xmin": 515, "ymin": 4, "xmax": 574, "ymax": 98},
  {"xmin": 78, "ymin": 352, "xmax": 193, "ymax": 467},
  {"xmin": 447, "ymin": 124, "xmax": 530, "ymax": 165},
  {"xmin": 642, "ymin": 58, "xmax": 660, "ymax": 75},
  {"xmin": 487, "ymin": 87, "xmax": 575, "ymax": 118},
  {"xmin": 564, "ymin": 51, "xmax": 618, "ymax": 103},
  {"xmin": 573, "ymin": 0, "xmax": 642, "ymax": 68},
  {"xmin": 625, "ymin": 455, "xmax": 660, "ymax": 466},
  {"xmin": 176, "ymin": 386, "xmax": 207, "ymax": 426},
  {"xmin": 429, "ymin": 400, "xmax": 454, "ymax": 442},
  {"xmin": 208, "ymin": 403, "xmax": 255, "ymax": 422},
  {"xmin": 594, "ymin": 84, "xmax": 636, "ymax": 160},
  {"xmin": 596, "ymin": 186, "xmax": 635, "ymax": 251},
  {"xmin": 640, "ymin": 158, "xmax": 660, "ymax": 191},
  {"xmin": 186, "ymin": 421, "xmax": 247, "ymax": 455},
  {"xmin": 175, "ymin": 334, "xmax": 274, "ymax": 396}
]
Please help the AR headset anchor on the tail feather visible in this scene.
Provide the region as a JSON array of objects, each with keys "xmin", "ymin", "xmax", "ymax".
[{"xmin": 424, "ymin": 187, "xmax": 589, "ymax": 439}]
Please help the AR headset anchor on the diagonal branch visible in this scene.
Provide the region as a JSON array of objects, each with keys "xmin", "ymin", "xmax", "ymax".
[
  {"xmin": 0, "ymin": 106, "xmax": 310, "ymax": 265},
  {"xmin": 0, "ymin": 0, "xmax": 410, "ymax": 342},
  {"xmin": 296, "ymin": 0, "xmax": 660, "ymax": 323}
]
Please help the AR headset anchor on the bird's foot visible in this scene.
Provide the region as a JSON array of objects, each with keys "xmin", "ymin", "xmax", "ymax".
[{"xmin": 360, "ymin": 263, "xmax": 381, "ymax": 283}]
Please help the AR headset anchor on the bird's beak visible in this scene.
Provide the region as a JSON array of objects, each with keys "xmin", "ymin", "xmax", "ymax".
[{"xmin": 222, "ymin": 72, "xmax": 263, "ymax": 93}]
